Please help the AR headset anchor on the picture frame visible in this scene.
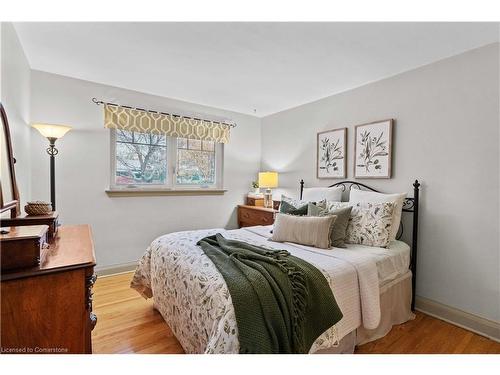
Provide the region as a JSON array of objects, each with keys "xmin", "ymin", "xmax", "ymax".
[
  {"xmin": 354, "ymin": 119, "xmax": 393, "ymax": 179},
  {"xmin": 317, "ymin": 127, "xmax": 347, "ymax": 179}
]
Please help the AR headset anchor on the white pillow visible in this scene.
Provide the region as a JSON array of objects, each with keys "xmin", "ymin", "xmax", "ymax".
[
  {"xmin": 349, "ymin": 189, "xmax": 407, "ymax": 241},
  {"xmin": 302, "ymin": 186, "xmax": 343, "ymax": 202}
]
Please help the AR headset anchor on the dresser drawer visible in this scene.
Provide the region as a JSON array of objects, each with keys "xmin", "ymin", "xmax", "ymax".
[{"xmin": 238, "ymin": 206, "xmax": 275, "ymax": 227}]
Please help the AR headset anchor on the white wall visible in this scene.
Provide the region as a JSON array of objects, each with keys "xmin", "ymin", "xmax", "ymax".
[
  {"xmin": 1, "ymin": 22, "xmax": 31, "ymax": 206},
  {"xmin": 261, "ymin": 43, "xmax": 500, "ymax": 323},
  {"xmin": 30, "ymin": 71, "xmax": 261, "ymax": 269}
]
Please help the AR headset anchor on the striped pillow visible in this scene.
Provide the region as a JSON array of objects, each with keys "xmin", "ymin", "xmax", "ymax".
[{"xmin": 270, "ymin": 213, "xmax": 337, "ymax": 249}]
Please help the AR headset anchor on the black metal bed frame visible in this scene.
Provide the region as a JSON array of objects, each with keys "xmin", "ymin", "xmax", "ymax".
[{"xmin": 299, "ymin": 179, "xmax": 420, "ymax": 311}]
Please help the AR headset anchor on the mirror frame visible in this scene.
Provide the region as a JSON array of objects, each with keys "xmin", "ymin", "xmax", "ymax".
[{"xmin": 0, "ymin": 102, "xmax": 20, "ymax": 217}]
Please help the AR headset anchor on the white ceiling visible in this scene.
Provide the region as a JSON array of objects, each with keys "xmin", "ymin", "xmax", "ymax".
[{"xmin": 14, "ymin": 22, "xmax": 499, "ymax": 117}]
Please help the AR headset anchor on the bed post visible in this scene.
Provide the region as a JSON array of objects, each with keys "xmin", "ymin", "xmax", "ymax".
[
  {"xmin": 300, "ymin": 179, "xmax": 304, "ymax": 200},
  {"xmin": 411, "ymin": 180, "xmax": 420, "ymax": 311}
]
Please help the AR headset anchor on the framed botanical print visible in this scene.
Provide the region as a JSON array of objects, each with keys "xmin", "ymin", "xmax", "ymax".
[
  {"xmin": 354, "ymin": 119, "xmax": 393, "ymax": 179},
  {"xmin": 317, "ymin": 127, "xmax": 347, "ymax": 179}
]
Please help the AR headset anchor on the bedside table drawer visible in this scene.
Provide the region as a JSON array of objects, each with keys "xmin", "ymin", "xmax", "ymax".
[{"xmin": 238, "ymin": 206, "xmax": 275, "ymax": 227}]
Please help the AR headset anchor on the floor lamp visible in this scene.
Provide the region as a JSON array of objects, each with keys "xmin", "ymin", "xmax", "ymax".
[{"xmin": 32, "ymin": 123, "xmax": 72, "ymax": 211}]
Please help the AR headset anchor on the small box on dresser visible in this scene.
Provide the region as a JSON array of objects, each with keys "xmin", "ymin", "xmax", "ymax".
[
  {"xmin": 0, "ymin": 225, "xmax": 48, "ymax": 271},
  {"xmin": 245, "ymin": 196, "xmax": 280, "ymax": 210},
  {"xmin": 0, "ymin": 211, "xmax": 59, "ymax": 242}
]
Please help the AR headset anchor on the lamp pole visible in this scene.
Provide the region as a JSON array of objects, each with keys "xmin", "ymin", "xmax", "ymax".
[
  {"xmin": 31, "ymin": 123, "xmax": 72, "ymax": 212},
  {"xmin": 46, "ymin": 137, "xmax": 58, "ymax": 211}
]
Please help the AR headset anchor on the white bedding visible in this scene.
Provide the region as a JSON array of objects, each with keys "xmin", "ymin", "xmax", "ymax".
[
  {"xmin": 245, "ymin": 225, "xmax": 410, "ymax": 331},
  {"xmin": 130, "ymin": 225, "xmax": 411, "ymax": 354},
  {"xmin": 247, "ymin": 225, "xmax": 411, "ymax": 286}
]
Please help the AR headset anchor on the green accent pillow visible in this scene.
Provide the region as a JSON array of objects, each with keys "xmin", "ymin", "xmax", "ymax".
[
  {"xmin": 308, "ymin": 203, "xmax": 353, "ymax": 248},
  {"xmin": 280, "ymin": 200, "xmax": 309, "ymax": 216}
]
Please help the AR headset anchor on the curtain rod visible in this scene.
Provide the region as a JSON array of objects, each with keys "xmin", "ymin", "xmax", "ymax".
[{"xmin": 92, "ymin": 98, "xmax": 236, "ymax": 128}]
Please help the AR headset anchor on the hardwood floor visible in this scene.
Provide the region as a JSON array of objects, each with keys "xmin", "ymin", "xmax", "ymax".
[
  {"xmin": 355, "ymin": 313, "xmax": 500, "ymax": 354},
  {"xmin": 92, "ymin": 272, "xmax": 183, "ymax": 353},
  {"xmin": 92, "ymin": 272, "xmax": 500, "ymax": 354}
]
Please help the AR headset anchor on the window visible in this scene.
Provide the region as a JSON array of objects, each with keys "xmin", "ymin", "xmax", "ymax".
[
  {"xmin": 110, "ymin": 129, "xmax": 223, "ymax": 191},
  {"xmin": 115, "ymin": 130, "xmax": 168, "ymax": 186},
  {"xmin": 176, "ymin": 138, "xmax": 216, "ymax": 185}
]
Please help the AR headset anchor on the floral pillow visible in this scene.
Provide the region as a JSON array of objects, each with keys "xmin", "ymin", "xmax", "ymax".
[
  {"xmin": 329, "ymin": 201, "xmax": 395, "ymax": 247},
  {"xmin": 279, "ymin": 195, "xmax": 312, "ymax": 215},
  {"xmin": 280, "ymin": 195, "xmax": 308, "ymax": 207},
  {"xmin": 326, "ymin": 201, "xmax": 350, "ymax": 211},
  {"xmin": 279, "ymin": 200, "xmax": 308, "ymax": 216}
]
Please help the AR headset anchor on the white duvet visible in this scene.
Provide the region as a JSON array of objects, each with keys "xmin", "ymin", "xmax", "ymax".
[{"xmin": 130, "ymin": 225, "xmax": 410, "ymax": 353}]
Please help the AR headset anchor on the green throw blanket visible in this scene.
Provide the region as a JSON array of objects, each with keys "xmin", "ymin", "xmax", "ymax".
[{"xmin": 197, "ymin": 233, "xmax": 343, "ymax": 354}]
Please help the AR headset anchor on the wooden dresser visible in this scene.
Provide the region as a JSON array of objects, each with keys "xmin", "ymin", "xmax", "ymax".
[
  {"xmin": 238, "ymin": 205, "xmax": 277, "ymax": 228},
  {"xmin": 1, "ymin": 225, "xmax": 97, "ymax": 354}
]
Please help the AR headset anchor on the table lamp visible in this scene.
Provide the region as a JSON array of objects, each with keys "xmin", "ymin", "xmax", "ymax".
[
  {"xmin": 31, "ymin": 123, "xmax": 72, "ymax": 211},
  {"xmin": 258, "ymin": 171, "xmax": 278, "ymax": 208}
]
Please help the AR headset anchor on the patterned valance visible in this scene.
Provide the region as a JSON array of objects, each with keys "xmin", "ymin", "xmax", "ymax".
[{"xmin": 104, "ymin": 104, "xmax": 231, "ymax": 143}]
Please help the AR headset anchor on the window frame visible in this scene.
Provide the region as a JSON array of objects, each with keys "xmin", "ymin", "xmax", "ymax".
[{"xmin": 109, "ymin": 129, "xmax": 224, "ymax": 192}]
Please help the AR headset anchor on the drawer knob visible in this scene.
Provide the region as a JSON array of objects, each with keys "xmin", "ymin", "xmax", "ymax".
[
  {"xmin": 90, "ymin": 313, "xmax": 97, "ymax": 331},
  {"xmin": 88, "ymin": 274, "xmax": 97, "ymax": 286},
  {"xmin": 86, "ymin": 273, "xmax": 97, "ymax": 310}
]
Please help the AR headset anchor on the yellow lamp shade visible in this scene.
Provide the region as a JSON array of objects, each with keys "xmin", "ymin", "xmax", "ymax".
[
  {"xmin": 258, "ymin": 172, "xmax": 278, "ymax": 189},
  {"xmin": 31, "ymin": 123, "xmax": 72, "ymax": 139}
]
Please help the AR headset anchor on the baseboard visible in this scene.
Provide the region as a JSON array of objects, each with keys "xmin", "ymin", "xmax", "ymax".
[
  {"xmin": 95, "ymin": 261, "xmax": 138, "ymax": 277},
  {"xmin": 415, "ymin": 296, "xmax": 500, "ymax": 342}
]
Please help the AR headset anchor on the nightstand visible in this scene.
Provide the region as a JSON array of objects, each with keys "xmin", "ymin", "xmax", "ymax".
[{"xmin": 238, "ymin": 205, "xmax": 277, "ymax": 228}]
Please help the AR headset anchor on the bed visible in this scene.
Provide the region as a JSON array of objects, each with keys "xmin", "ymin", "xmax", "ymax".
[{"xmin": 131, "ymin": 180, "xmax": 420, "ymax": 354}]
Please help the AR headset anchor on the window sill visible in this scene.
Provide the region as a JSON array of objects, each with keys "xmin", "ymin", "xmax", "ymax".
[{"xmin": 105, "ymin": 188, "xmax": 227, "ymax": 197}]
